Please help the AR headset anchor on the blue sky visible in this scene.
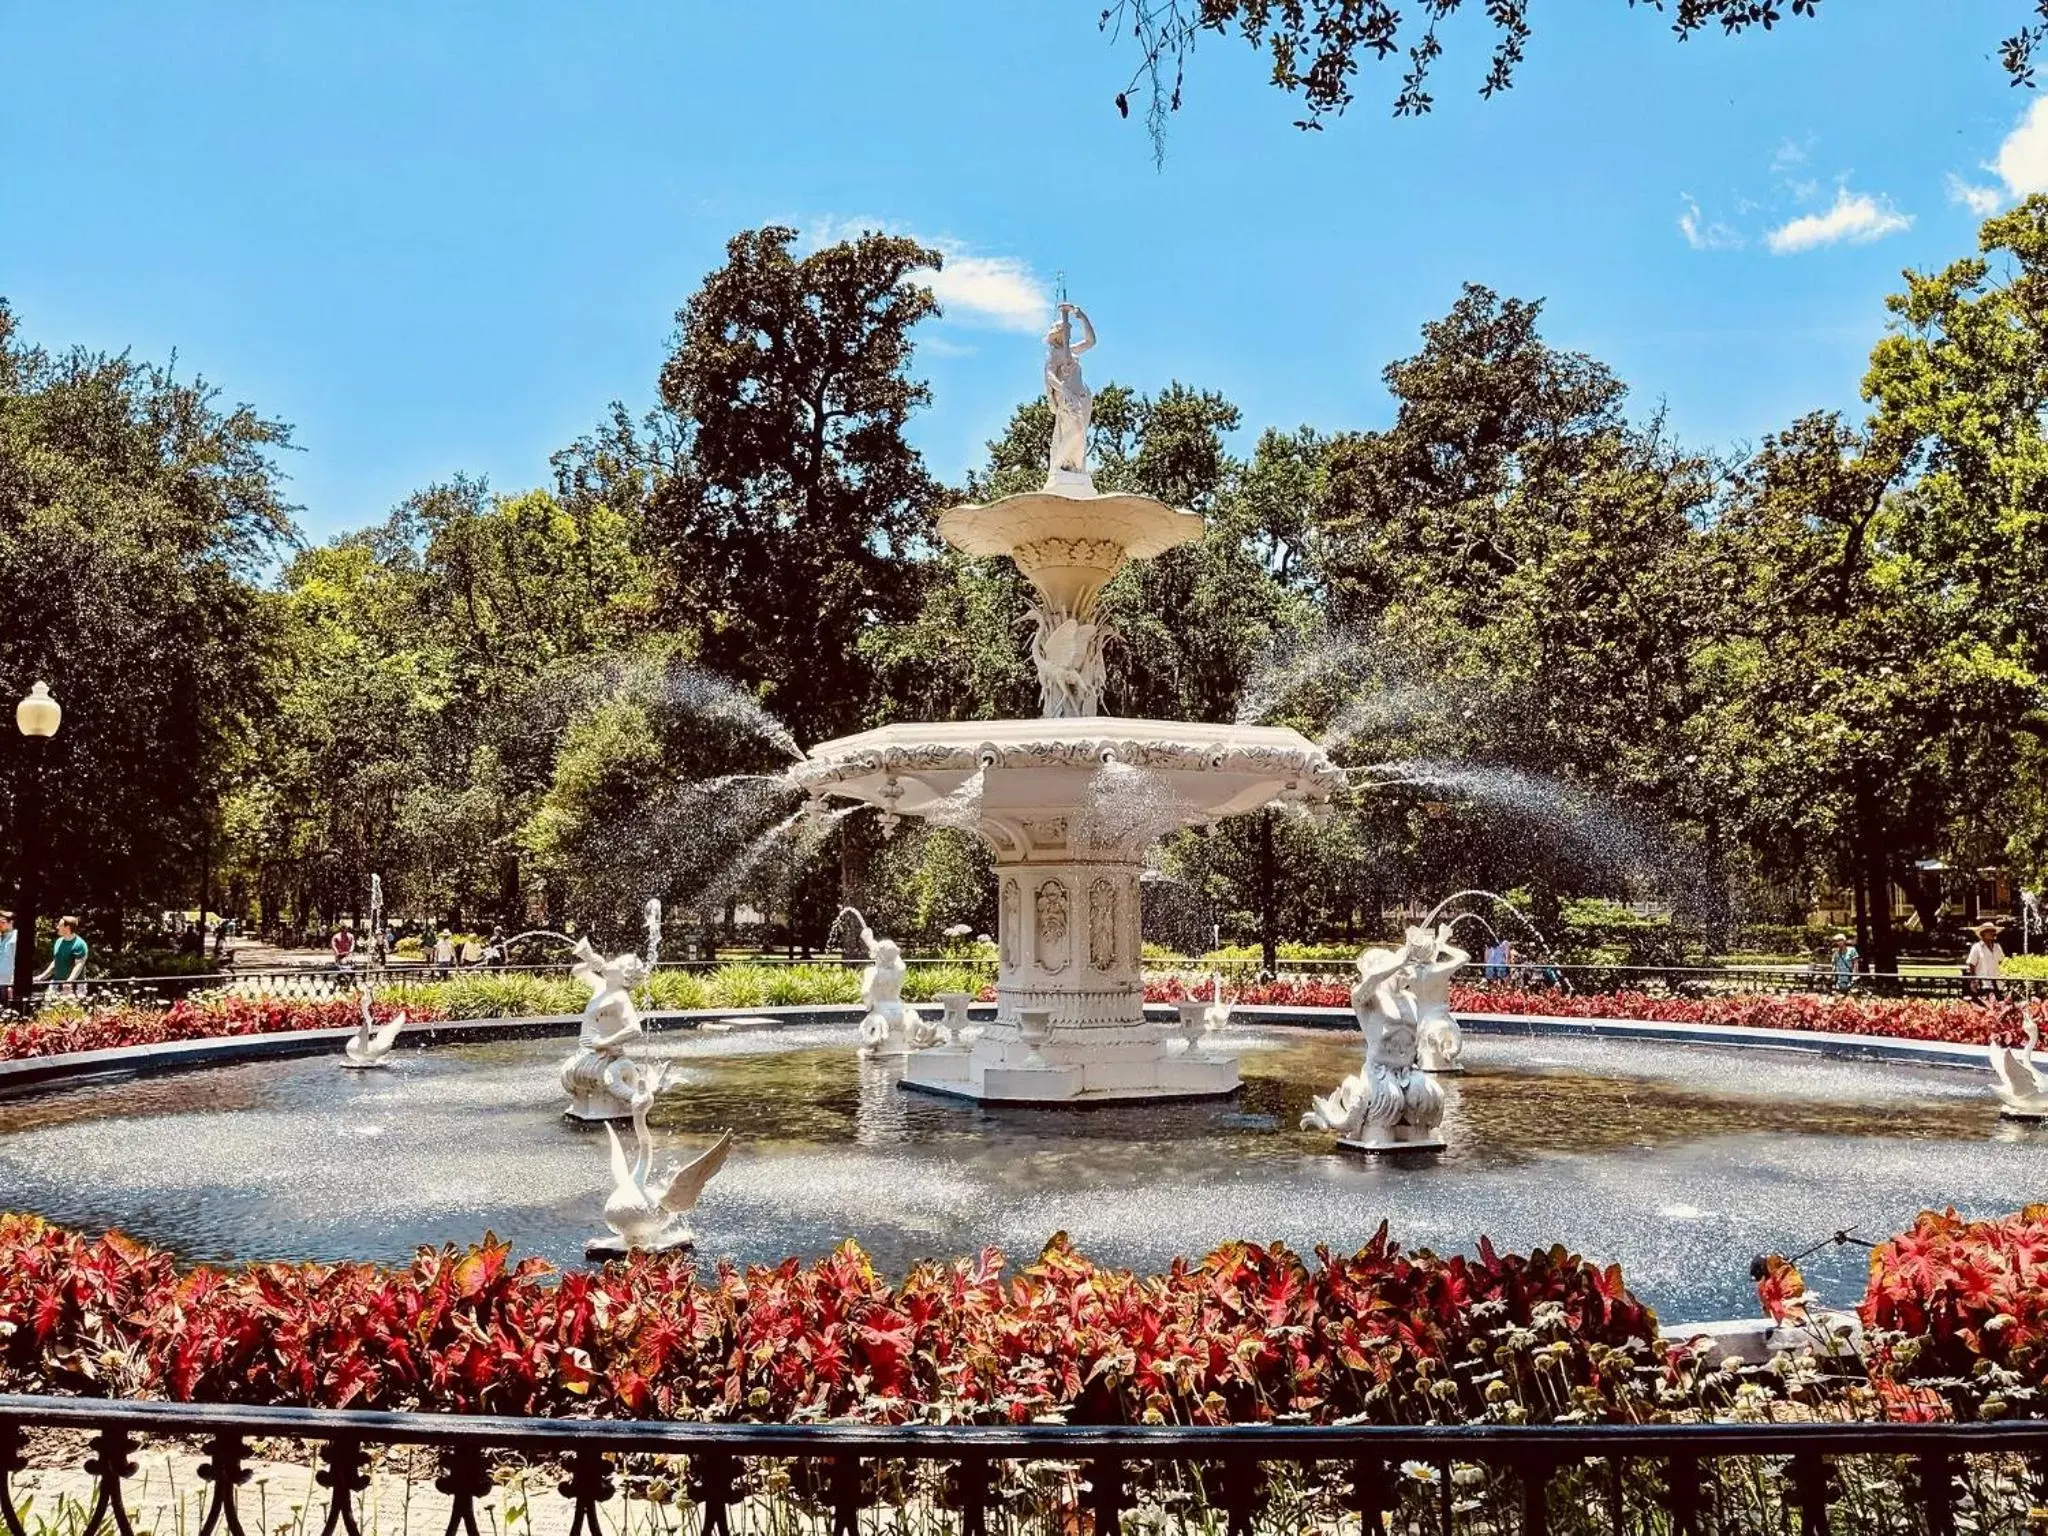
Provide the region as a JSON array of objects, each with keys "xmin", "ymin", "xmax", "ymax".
[{"xmin": 5, "ymin": 2, "xmax": 2042, "ymax": 541}]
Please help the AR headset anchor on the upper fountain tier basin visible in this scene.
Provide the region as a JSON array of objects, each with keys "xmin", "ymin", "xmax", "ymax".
[
  {"xmin": 790, "ymin": 716, "xmax": 1345, "ymax": 848},
  {"xmin": 938, "ymin": 489, "xmax": 1203, "ymax": 618}
]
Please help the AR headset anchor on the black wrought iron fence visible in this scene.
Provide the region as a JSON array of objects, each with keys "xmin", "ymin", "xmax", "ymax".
[{"xmin": 3, "ymin": 1395, "xmax": 2045, "ymax": 1536}]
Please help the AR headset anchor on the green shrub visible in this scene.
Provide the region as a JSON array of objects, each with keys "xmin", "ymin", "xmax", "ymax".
[
  {"xmin": 644, "ymin": 968, "xmax": 709, "ymax": 1011},
  {"xmin": 2005, "ymin": 953, "xmax": 2048, "ymax": 980},
  {"xmin": 702, "ymin": 963, "xmax": 775, "ymax": 1009},
  {"xmin": 101, "ymin": 947, "xmax": 219, "ymax": 978},
  {"xmin": 1201, "ymin": 942, "xmax": 1364, "ymax": 964},
  {"xmin": 416, "ymin": 973, "xmax": 583, "ymax": 1019},
  {"xmin": 766, "ymin": 963, "xmax": 861, "ymax": 1007},
  {"xmin": 903, "ymin": 962, "xmax": 993, "ymax": 1002}
]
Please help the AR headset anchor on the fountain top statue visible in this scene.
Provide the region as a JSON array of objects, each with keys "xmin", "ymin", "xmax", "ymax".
[
  {"xmin": 1044, "ymin": 303, "xmax": 1096, "ymax": 489},
  {"xmin": 936, "ymin": 297, "xmax": 1202, "ymax": 717}
]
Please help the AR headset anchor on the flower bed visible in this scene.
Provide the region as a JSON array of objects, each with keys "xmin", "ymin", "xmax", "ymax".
[
  {"xmin": 9, "ymin": 968, "xmax": 2035, "ymax": 1066},
  {"xmin": 1138, "ymin": 975, "xmax": 2043, "ymax": 1048},
  {"xmin": 0, "ymin": 995, "xmax": 429, "ymax": 1062},
  {"xmin": 0, "ymin": 1214, "xmax": 1658, "ymax": 1423}
]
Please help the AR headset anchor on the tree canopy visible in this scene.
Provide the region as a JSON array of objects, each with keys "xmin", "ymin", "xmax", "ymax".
[{"xmin": 8, "ymin": 201, "xmax": 2048, "ymax": 965}]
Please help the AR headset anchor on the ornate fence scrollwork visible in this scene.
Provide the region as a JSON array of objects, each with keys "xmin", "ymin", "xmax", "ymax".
[
  {"xmin": 196, "ymin": 1432, "xmax": 251, "ymax": 1536},
  {"xmin": 315, "ymin": 1437, "xmax": 371, "ymax": 1536}
]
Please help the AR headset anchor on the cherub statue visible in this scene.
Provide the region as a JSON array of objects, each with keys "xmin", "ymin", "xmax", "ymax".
[
  {"xmin": 571, "ymin": 937, "xmax": 647, "ymax": 1050},
  {"xmin": 1401, "ymin": 924, "xmax": 1470, "ymax": 1073},
  {"xmin": 837, "ymin": 908, "xmax": 940, "ymax": 1058},
  {"xmin": 1301, "ymin": 945, "xmax": 1445, "ymax": 1151},
  {"xmin": 1044, "ymin": 303, "xmax": 1096, "ymax": 484},
  {"xmin": 560, "ymin": 936, "xmax": 653, "ymax": 1120}
]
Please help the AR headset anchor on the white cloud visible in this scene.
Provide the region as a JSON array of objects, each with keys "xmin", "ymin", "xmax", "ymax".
[
  {"xmin": 1947, "ymin": 172, "xmax": 2003, "ymax": 216},
  {"xmin": 1764, "ymin": 187, "xmax": 1913, "ymax": 254},
  {"xmin": 1993, "ymin": 97, "xmax": 2048, "ymax": 197},
  {"xmin": 805, "ymin": 216, "xmax": 1050, "ymax": 333},
  {"xmin": 1677, "ymin": 194, "xmax": 1743, "ymax": 250},
  {"xmin": 1770, "ymin": 136, "xmax": 1813, "ymax": 175},
  {"xmin": 923, "ymin": 252, "xmax": 1050, "ymax": 333}
]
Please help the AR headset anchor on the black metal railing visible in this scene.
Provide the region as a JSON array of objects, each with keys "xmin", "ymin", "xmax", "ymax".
[
  {"xmin": 26, "ymin": 957, "xmax": 2047, "ymax": 1014},
  {"xmin": 22, "ymin": 957, "xmax": 1004, "ymax": 1012},
  {"xmin": 1175, "ymin": 957, "xmax": 2048, "ymax": 1005},
  {"xmin": 3, "ymin": 1394, "xmax": 2046, "ymax": 1536}
]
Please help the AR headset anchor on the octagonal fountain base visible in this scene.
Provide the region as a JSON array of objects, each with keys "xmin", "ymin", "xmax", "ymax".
[{"xmin": 900, "ymin": 1028, "xmax": 1240, "ymax": 1104}]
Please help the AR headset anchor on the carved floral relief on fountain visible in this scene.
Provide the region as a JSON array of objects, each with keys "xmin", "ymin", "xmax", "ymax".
[
  {"xmin": 1035, "ymin": 879, "xmax": 1071, "ymax": 973},
  {"xmin": 1088, "ymin": 878, "xmax": 1117, "ymax": 972},
  {"xmin": 1000, "ymin": 880, "xmax": 1020, "ymax": 969},
  {"xmin": 1024, "ymin": 818, "xmax": 1067, "ymax": 850}
]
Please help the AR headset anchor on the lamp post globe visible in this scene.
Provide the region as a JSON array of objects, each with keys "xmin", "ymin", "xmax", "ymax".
[{"xmin": 15, "ymin": 682, "xmax": 60, "ymax": 739}]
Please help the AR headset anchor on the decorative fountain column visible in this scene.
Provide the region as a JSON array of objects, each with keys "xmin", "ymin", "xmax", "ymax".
[{"xmin": 791, "ymin": 304, "xmax": 1344, "ymax": 1104}]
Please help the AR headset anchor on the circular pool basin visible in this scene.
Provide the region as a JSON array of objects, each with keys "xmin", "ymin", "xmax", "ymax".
[{"xmin": 0, "ymin": 1021, "xmax": 2036, "ymax": 1323}]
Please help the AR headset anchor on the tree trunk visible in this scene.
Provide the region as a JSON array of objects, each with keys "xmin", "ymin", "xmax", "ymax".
[
  {"xmin": 1855, "ymin": 786, "xmax": 1898, "ymax": 972},
  {"xmin": 198, "ymin": 821, "xmax": 212, "ymax": 932}
]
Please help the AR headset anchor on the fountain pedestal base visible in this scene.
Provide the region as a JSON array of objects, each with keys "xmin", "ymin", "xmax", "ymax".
[{"xmin": 900, "ymin": 1028, "xmax": 1239, "ymax": 1104}]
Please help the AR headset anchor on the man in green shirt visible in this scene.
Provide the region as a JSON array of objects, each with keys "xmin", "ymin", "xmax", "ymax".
[{"xmin": 36, "ymin": 915, "xmax": 88, "ymax": 994}]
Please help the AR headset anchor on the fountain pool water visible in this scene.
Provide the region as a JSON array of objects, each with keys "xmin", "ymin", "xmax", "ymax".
[{"xmin": 0, "ymin": 1022, "xmax": 2039, "ymax": 1323}]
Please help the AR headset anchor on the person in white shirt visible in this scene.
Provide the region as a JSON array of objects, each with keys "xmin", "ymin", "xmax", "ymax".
[{"xmin": 1965, "ymin": 920, "xmax": 2006, "ymax": 1003}]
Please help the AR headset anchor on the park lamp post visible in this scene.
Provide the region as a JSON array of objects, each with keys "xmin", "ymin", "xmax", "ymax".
[{"xmin": 13, "ymin": 682, "xmax": 61, "ymax": 1008}]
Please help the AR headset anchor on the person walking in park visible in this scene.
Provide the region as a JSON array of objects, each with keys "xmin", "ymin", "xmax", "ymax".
[
  {"xmin": 1829, "ymin": 932, "xmax": 1859, "ymax": 993},
  {"xmin": 35, "ymin": 916, "xmax": 88, "ymax": 995},
  {"xmin": 330, "ymin": 924, "xmax": 355, "ymax": 971},
  {"xmin": 1482, "ymin": 936, "xmax": 1509, "ymax": 982},
  {"xmin": 433, "ymin": 928, "xmax": 455, "ymax": 977},
  {"xmin": 0, "ymin": 911, "xmax": 14, "ymax": 1005},
  {"xmin": 1965, "ymin": 920, "xmax": 2006, "ymax": 1003}
]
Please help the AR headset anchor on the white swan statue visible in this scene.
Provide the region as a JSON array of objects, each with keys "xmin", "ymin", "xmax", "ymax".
[
  {"xmin": 341, "ymin": 987, "xmax": 406, "ymax": 1070},
  {"xmin": 1990, "ymin": 1014, "xmax": 2048, "ymax": 1120},
  {"xmin": 586, "ymin": 1067, "xmax": 734, "ymax": 1256}
]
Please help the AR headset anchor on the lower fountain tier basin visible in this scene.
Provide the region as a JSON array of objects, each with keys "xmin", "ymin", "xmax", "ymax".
[
  {"xmin": 791, "ymin": 717, "xmax": 1346, "ymax": 837},
  {"xmin": 902, "ymin": 1030, "xmax": 1239, "ymax": 1103}
]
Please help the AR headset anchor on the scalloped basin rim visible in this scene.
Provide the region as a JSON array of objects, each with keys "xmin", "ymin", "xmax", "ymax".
[
  {"xmin": 793, "ymin": 717, "xmax": 1345, "ymax": 821},
  {"xmin": 803, "ymin": 717, "xmax": 1330, "ymax": 758},
  {"xmin": 937, "ymin": 491, "xmax": 1204, "ymax": 559}
]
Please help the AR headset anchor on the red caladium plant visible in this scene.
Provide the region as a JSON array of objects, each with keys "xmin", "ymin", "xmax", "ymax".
[
  {"xmin": 0, "ymin": 1213, "xmax": 1670, "ymax": 1425},
  {"xmin": 1135, "ymin": 977, "xmax": 2043, "ymax": 1048},
  {"xmin": 1861, "ymin": 1205, "xmax": 2048, "ymax": 1417},
  {"xmin": 0, "ymin": 996, "xmax": 435, "ymax": 1062}
]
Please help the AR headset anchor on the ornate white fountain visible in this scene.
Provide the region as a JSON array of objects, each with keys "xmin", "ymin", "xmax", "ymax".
[{"xmin": 792, "ymin": 305, "xmax": 1344, "ymax": 1103}]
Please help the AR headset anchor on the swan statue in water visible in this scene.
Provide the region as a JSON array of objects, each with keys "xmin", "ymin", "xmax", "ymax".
[
  {"xmin": 588, "ymin": 1065, "xmax": 735, "ymax": 1256},
  {"xmin": 1991, "ymin": 1014, "xmax": 2048, "ymax": 1120},
  {"xmin": 341, "ymin": 986, "xmax": 407, "ymax": 1069}
]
